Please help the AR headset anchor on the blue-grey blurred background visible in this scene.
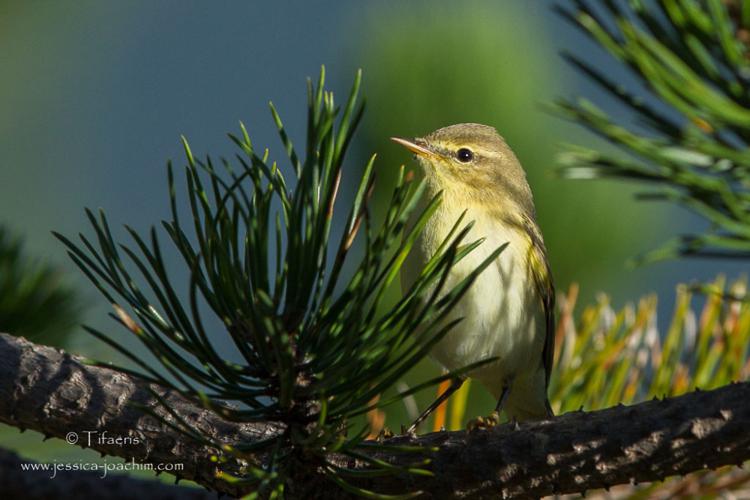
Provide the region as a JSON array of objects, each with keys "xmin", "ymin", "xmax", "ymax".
[{"xmin": 1, "ymin": 0, "xmax": 746, "ymax": 473}]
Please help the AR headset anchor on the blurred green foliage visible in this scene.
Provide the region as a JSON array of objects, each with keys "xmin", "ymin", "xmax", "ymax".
[{"xmin": 0, "ymin": 226, "xmax": 80, "ymax": 345}]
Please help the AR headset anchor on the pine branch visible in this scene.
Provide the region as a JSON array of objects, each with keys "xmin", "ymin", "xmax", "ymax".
[
  {"xmin": 2, "ymin": 332, "xmax": 749, "ymax": 499},
  {"xmin": 0, "ymin": 332, "xmax": 281, "ymax": 498}
]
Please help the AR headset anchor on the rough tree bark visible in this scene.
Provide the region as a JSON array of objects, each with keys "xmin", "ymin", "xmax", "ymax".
[{"xmin": 0, "ymin": 332, "xmax": 748, "ymax": 499}]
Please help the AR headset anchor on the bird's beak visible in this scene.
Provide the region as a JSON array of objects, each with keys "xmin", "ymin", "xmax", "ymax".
[{"xmin": 390, "ymin": 136, "xmax": 434, "ymax": 158}]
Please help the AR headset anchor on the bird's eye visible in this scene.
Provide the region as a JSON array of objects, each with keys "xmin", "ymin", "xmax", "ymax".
[{"xmin": 456, "ymin": 148, "xmax": 474, "ymax": 163}]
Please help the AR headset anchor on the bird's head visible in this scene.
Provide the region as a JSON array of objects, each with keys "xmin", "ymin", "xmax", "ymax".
[{"xmin": 391, "ymin": 123, "xmax": 534, "ymax": 215}]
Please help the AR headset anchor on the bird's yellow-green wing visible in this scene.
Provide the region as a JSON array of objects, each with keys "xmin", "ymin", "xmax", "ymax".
[{"xmin": 521, "ymin": 214, "xmax": 555, "ymax": 390}]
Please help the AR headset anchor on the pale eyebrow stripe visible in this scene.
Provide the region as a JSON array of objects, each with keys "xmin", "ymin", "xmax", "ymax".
[{"xmin": 470, "ymin": 147, "xmax": 505, "ymax": 160}]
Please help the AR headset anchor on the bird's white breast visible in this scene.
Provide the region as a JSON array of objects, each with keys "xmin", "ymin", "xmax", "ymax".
[{"xmin": 402, "ymin": 198, "xmax": 545, "ymax": 398}]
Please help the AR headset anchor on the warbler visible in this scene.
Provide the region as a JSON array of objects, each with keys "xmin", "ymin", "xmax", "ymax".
[{"xmin": 392, "ymin": 123, "xmax": 554, "ymax": 430}]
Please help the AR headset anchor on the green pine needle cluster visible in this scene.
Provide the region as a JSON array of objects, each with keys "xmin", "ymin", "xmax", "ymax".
[
  {"xmin": 55, "ymin": 68, "xmax": 500, "ymax": 498},
  {"xmin": 0, "ymin": 227, "xmax": 80, "ymax": 343},
  {"xmin": 551, "ymin": 277, "xmax": 750, "ymax": 413},
  {"xmin": 554, "ymin": 0, "xmax": 750, "ymax": 262}
]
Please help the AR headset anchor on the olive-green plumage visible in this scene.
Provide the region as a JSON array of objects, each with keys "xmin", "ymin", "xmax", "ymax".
[{"xmin": 392, "ymin": 123, "xmax": 554, "ymax": 425}]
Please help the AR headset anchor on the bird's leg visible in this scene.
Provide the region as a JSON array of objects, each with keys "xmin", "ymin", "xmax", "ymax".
[
  {"xmin": 467, "ymin": 378, "xmax": 514, "ymax": 431},
  {"xmin": 406, "ymin": 377, "xmax": 464, "ymax": 435},
  {"xmin": 494, "ymin": 379, "xmax": 512, "ymax": 413}
]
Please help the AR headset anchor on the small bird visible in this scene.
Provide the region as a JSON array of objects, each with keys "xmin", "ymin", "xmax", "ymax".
[{"xmin": 391, "ymin": 123, "xmax": 554, "ymax": 430}]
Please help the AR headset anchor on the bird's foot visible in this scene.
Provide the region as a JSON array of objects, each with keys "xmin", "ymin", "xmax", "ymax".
[
  {"xmin": 466, "ymin": 410, "xmax": 501, "ymax": 432},
  {"xmin": 376, "ymin": 427, "xmax": 394, "ymax": 441}
]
